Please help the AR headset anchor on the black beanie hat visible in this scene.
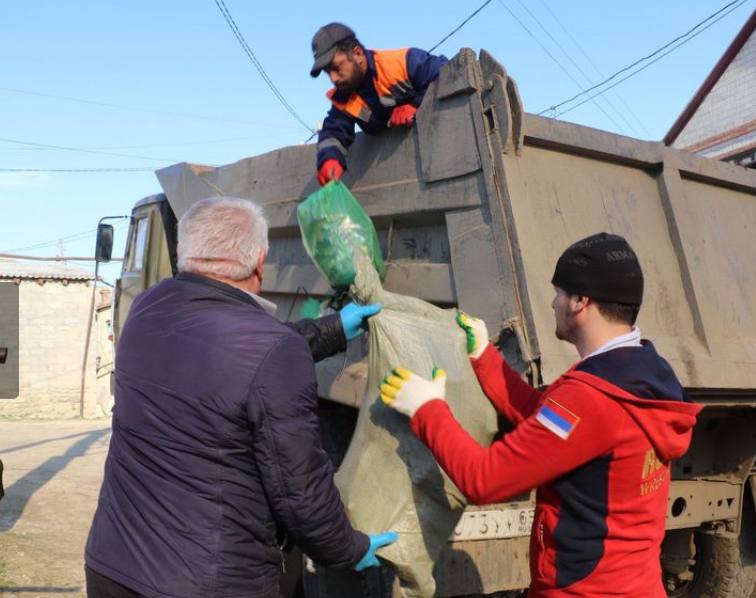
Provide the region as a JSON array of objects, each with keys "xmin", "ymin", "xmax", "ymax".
[{"xmin": 551, "ymin": 232, "xmax": 644, "ymax": 306}]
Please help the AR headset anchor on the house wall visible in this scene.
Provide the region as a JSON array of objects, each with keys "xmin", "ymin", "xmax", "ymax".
[
  {"xmin": 0, "ymin": 279, "xmax": 104, "ymax": 419},
  {"xmin": 673, "ymin": 30, "xmax": 756, "ymax": 157}
]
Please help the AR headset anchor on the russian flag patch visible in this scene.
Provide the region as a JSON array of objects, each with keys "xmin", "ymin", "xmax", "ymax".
[{"xmin": 536, "ymin": 398, "xmax": 580, "ymax": 440}]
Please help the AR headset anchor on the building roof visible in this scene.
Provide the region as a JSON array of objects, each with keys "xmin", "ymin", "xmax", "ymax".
[
  {"xmin": 664, "ymin": 9, "xmax": 756, "ymax": 146},
  {"xmin": 0, "ymin": 258, "xmax": 94, "ymax": 281}
]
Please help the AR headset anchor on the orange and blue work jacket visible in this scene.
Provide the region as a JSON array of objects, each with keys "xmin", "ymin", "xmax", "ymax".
[{"xmin": 317, "ymin": 48, "xmax": 447, "ymax": 169}]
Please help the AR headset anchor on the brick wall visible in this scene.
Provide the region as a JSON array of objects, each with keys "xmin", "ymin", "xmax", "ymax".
[
  {"xmin": 674, "ymin": 31, "xmax": 756, "ymax": 154},
  {"xmin": 0, "ymin": 279, "xmax": 106, "ymax": 419}
]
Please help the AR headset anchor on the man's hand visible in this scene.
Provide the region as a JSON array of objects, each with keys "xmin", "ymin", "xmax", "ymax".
[
  {"xmin": 380, "ymin": 367, "xmax": 446, "ymax": 418},
  {"xmin": 339, "ymin": 302, "xmax": 382, "ymax": 341},
  {"xmin": 355, "ymin": 531, "xmax": 399, "ymax": 571},
  {"xmin": 317, "ymin": 159, "xmax": 344, "ymax": 186},
  {"xmin": 388, "ymin": 104, "xmax": 417, "ymax": 128},
  {"xmin": 456, "ymin": 311, "xmax": 489, "ymax": 359}
]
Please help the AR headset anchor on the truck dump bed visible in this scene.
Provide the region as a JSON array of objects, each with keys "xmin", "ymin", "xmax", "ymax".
[{"xmin": 156, "ymin": 48, "xmax": 756, "ymax": 405}]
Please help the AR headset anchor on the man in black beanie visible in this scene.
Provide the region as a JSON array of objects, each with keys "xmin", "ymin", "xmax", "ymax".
[
  {"xmin": 379, "ymin": 232, "xmax": 702, "ymax": 597},
  {"xmin": 549, "ymin": 232, "xmax": 644, "ymax": 347}
]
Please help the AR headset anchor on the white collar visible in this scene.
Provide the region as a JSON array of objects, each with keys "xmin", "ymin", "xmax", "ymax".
[
  {"xmin": 244, "ymin": 290, "xmax": 278, "ymax": 316},
  {"xmin": 582, "ymin": 326, "xmax": 642, "ymax": 361}
]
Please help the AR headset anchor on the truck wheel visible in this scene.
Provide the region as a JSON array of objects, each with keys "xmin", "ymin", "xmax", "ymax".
[{"xmin": 668, "ymin": 491, "xmax": 756, "ymax": 597}]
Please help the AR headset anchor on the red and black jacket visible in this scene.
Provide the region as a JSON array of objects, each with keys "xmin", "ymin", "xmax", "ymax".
[
  {"xmin": 317, "ymin": 47, "xmax": 447, "ymax": 170},
  {"xmin": 410, "ymin": 341, "xmax": 702, "ymax": 597}
]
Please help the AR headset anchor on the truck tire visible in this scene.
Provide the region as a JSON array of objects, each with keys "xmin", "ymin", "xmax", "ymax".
[{"xmin": 670, "ymin": 491, "xmax": 756, "ymax": 597}]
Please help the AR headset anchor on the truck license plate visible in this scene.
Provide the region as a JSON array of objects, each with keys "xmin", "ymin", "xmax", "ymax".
[{"xmin": 450, "ymin": 506, "xmax": 535, "ymax": 541}]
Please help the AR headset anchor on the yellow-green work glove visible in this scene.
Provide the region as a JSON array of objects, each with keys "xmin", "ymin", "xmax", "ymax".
[
  {"xmin": 456, "ymin": 311, "xmax": 489, "ymax": 359},
  {"xmin": 380, "ymin": 367, "xmax": 447, "ymax": 418}
]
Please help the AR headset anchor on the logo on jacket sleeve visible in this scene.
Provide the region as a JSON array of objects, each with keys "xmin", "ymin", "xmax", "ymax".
[{"xmin": 536, "ymin": 398, "xmax": 580, "ymax": 439}]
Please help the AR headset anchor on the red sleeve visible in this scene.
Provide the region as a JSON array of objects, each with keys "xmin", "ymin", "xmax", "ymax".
[
  {"xmin": 471, "ymin": 343, "xmax": 542, "ymax": 425},
  {"xmin": 410, "ymin": 382, "xmax": 621, "ymax": 505}
]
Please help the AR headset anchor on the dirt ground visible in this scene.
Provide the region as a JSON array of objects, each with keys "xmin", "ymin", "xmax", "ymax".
[{"xmin": 0, "ymin": 419, "xmax": 111, "ymax": 598}]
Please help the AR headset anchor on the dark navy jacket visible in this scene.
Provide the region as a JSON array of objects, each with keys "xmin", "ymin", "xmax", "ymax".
[
  {"xmin": 86, "ymin": 273, "xmax": 368, "ymax": 598},
  {"xmin": 317, "ymin": 48, "xmax": 447, "ymax": 169}
]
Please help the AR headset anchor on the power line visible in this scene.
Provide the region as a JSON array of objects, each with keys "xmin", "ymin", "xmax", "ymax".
[
  {"xmin": 0, "ymin": 253, "xmax": 123, "ymax": 262},
  {"xmin": 0, "ymin": 86, "xmax": 285, "ymax": 128},
  {"xmin": 539, "ymin": 0, "xmax": 747, "ymax": 116},
  {"xmin": 213, "ymin": 0, "xmax": 314, "ymax": 134},
  {"xmin": 554, "ymin": 0, "xmax": 749, "ymax": 118},
  {"xmin": 536, "ymin": 0, "xmax": 651, "ymax": 138},
  {"xmin": 1, "ymin": 222, "xmax": 127, "ymax": 254},
  {"xmin": 496, "ymin": 0, "xmax": 630, "ymax": 135},
  {"xmin": 512, "ymin": 0, "xmax": 640, "ymax": 136},
  {"xmin": 0, "ymin": 167, "xmax": 154, "ymax": 173},
  {"xmin": 0, "ymin": 135, "xmax": 284, "ymax": 152},
  {"xmin": 0, "ymin": 136, "xmax": 177, "ymax": 163},
  {"xmin": 430, "ymin": 0, "xmax": 494, "ymax": 53},
  {"xmin": 2, "ymin": 230, "xmax": 97, "ymax": 254},
  {"xmin": 74, "ymin": 136, "xmax": 269, "ymax": 150}
]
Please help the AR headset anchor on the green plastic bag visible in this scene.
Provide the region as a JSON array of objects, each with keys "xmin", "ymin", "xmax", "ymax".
[{"xmin": 297, "ymin": 181, "xmax": 385, "ymax": 289}]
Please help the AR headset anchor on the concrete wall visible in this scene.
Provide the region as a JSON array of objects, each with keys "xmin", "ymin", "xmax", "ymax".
[{"xmin": 0, "ymin": 279, "xmax": 106, "ymax": 419}]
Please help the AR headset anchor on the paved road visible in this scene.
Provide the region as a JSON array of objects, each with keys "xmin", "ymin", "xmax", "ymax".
[{"xmin": 0, "ymin": 419, "xmax": 111, "ymax": 598}]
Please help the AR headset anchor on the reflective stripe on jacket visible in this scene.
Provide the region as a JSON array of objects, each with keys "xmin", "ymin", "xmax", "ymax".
[{"xmin": 327, "ymin": 48, "xmax": 413, "ymax": 118}]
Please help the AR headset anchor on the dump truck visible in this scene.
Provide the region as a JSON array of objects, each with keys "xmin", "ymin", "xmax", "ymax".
[{"xmin": 102, "ymin": 49, "xmax": 756, "ymax": 596}]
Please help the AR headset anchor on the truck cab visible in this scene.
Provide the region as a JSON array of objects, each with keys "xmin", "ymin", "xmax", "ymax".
[{"xmin": 112, "ymin": 194, "xmax": 176, "ymax": 343}]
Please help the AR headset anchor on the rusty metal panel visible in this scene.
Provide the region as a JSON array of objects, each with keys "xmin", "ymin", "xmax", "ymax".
[
  {"xmin": 436, "ymin": 48, "xmax": 479, "ymax": 100},
  {"xmin": 525, "ymin": 113, "xmax": 664, "ymax": 166},
  {"xmin": 666, "ymin": 480, "xmax": 741, "ymax": 529},
  {"xmin": 417, "ymin": 50, "xmax": 482, "ymax": 183},
  {"xmin": 445, "ymin": 208, "xmax": 512, "ymax": 336},
  {"xmin": 500, "ymin": 138, "xmax": 756, "ymax": 389},
  {"xmin": 155, "ymin": 48, "xmax": 756, "ymax": 397},
  {"xmin": 672, "ymin": 175, "xmax": 756, "ymax": 375}
]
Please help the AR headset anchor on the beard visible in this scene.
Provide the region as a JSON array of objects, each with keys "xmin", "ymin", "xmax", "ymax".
[
  {"xmin": 554, "ymin": 316, "xmax": 576, "ymax": 343},
  {"xmin": 336, "ymin": 71, "xmax": 362, "ymax": 95}
]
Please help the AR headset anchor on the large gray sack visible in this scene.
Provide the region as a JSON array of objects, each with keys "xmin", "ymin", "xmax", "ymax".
[{"xmin": 335, "ymin": 253, "xmax": 499, "ymax": 598}]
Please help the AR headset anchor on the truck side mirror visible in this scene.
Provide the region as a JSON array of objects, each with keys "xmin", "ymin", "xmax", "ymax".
[{"xmin": 95, "ymin": 223, "xmax": 114, "ymax": 263}]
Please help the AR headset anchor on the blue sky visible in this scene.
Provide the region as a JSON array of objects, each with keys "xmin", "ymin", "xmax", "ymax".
[{"xmin": 1, "ymin": 0, "xmax": 752, "ymax": 283}]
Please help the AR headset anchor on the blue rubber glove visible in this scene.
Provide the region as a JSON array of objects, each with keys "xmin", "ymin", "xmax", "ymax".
[
  {"xmin": 355, "ymin": 531, "xmax": 398, "ymax": 571},
  {"xmin": 339, "ymin": 302, "xmax": 382, "ymax": 341}
]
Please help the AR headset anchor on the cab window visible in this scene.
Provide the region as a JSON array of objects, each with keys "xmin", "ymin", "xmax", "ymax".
[{"xmin": 128, "ymin": 217, "xmax": 149, "ymax": 272}]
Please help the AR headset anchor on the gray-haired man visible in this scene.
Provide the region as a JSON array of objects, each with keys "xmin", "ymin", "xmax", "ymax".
[{"xmin": 85, "ymin": 197, "xmax": 395, "ymax": 598}]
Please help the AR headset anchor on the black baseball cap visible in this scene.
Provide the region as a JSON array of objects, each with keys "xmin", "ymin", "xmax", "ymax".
[{"xmin": 310, "ymin": 22, "xmax": 356, "ymax": 77}]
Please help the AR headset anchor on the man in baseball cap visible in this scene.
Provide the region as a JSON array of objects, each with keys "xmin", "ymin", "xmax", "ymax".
[
  {"xmin": 309, "ymin": 23, "xmax": 447, "ymax": 186},
  {"xmin": 379, "ymin": 232, "xmax": 702, "ymax": 597}
]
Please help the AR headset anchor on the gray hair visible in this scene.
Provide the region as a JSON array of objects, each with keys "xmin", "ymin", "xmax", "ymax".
[{"xmin": 177, "ymin": 196, "xmax": 269, "ymax": 280}]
